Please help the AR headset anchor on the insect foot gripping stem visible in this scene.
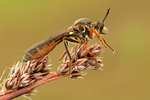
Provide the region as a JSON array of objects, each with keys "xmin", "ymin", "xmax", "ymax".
[{"xmin": 57, "ymin": 44, "xmax": 103, "ymax": 79}]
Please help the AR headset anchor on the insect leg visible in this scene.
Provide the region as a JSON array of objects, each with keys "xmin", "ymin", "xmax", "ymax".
[
  {"xmin": 63, "ymin": 38, "xmax": 71, "ymax": 76},
  {"xmin": 62, "ymin": 38, "xmax": 74, "ymax": 77},
  {"xmin": 63, "ymin": 37, "xmax": 83, "ymax": 77},
  {"xmin": 58, "ymin": 37, "xmax": 80, "ymax": 62},
  {"xmin": 58, "ymin": 50, "xmax": 67, "ymax": 62},
  {"xmin": 91, "ymin": 27, "xmax": 115, "ymax": 53},
  {"xmin": 83, "ymin": 39, "xmax": 102, "ymax": 68},
  {"xmin": 100, "ymin": 34, "xmax": 115, "ymax": 53},
  {"xmin": 83, "ymin": 40, "xmax": 94, "ymax": 56},
  {"xmin": 63, "ymin": 37, "xmax": 80, "ymax": 44},
  {"xmin": 64, "ymin": 36, "xmax": 94, "ymax": 57},
  {"xmin": 90, "ymin": 27, "xmax": 107, "ymax": 49}
]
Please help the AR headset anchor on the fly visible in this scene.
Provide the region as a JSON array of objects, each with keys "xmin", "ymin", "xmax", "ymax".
[{"xmin": 23, "ymin": 8, "xmax": 115, "ymax": 75}]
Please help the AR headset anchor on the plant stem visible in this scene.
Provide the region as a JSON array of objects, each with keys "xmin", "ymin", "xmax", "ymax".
[{"xmin": 0, "ymin": 71, "xmax": 67, "ymax": 100}]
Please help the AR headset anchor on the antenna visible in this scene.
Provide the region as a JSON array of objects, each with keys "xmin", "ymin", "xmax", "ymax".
[{"xmin": 102, "ymin": 8, "xmax": 110, "ymax": 22}]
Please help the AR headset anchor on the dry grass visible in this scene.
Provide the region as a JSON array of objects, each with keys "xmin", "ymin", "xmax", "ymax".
[{"xmin": 0, "ymin": 44, "xmax": 103, "ymax": 100}]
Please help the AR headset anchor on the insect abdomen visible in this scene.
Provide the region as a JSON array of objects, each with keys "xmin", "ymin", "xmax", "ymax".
[{"xmin": 23, "ymin": 40, "xmax": 61, "ymax": 62}]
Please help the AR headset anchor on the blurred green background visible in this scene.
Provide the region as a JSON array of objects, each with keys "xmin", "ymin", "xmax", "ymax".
[{"xmin": 0, "ymin": 0, "xmax": 149, "ymax": 100}]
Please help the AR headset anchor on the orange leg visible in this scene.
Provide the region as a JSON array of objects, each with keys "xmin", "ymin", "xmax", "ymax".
[
  {"xmin": 100, "ymin": 34, "xmax": 115, "ymax": 53},
  {"xmin": 91, "ymin": 27, "xmax": 115, "ymax": 53},
  {"xmin": 89, "ymin": 28, "xmax": 93, "ymax": 38},
  {"xmin": 58, "ymin": 50, "xmax": 67, "ymax": 62},
  {"xmin": 90, "ymin": 27, "xmax": 107, "ymax": 49},
  {"xmin": 83, "ymin": 41, "xmax": 94, "ymax": 57},
  {"xmin": 83, "ymin": 41, "xmax": 100, "ymax": 67}
]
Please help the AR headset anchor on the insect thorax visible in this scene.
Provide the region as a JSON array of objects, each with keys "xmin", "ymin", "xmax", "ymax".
[{"xmin": 73, "ymin": 18, "xmax": 91, "ymax": 26}]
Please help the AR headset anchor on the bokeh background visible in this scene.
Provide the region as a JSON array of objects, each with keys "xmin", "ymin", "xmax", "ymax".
[{"xmin": 0, "ymin": 0, "xmax": 149, "ymax": 100}]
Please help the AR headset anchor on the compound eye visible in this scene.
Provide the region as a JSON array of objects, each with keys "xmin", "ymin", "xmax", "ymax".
[{"xmin": 99, "ymin": 21, "xmax": 104, "ymax": 29}]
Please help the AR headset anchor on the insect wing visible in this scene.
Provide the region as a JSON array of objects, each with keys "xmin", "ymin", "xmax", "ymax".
[{"xmin": 23, "ymin": 25, "xmax": 80, "ymax": 53}]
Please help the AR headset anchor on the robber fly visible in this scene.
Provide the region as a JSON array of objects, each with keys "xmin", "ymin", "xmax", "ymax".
[{"xmin": 23, "ymin": 8, "xmax": 115, "ymax": 72}]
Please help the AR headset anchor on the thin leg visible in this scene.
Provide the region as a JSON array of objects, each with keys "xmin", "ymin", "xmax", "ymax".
[
  {"xmin": 59, "ymin": 37, "xmax": 82, "ymax": 62},
  {"xmin": 63, "ymin": 37, "xmax": 80, "ymax": 44},
  {"xmin": 62, "ymin": 37, "xmax": 82, "ymax": 77},
  {"xmin": 63, "ymin": 38, "xmax": 72, "ymax": 76},
  {"xmin": 58, "ymin": 50, "xmax": 67, "ymax": 62},
  {"xmin": 100, "ymin": 34, "xmax": 115, "ymax": 53},
  {"xmin": 89, "ymin": 27, "xmax": 93, "ymax": 38},
  {"xmin": 83, "ymin": 41, "xmax": 100, "ymax": 67},
  {"xmin": 74, "ymin": 46, "xmax": 78, "ymax": 61},
  {"xmin": 91, "ymin": 27, "xmax": 115, "ymax": 53},
  {"xmin": 83, "ymin": 41, "xmax": 94, "ymax": 57},
  {"xmin": 90, "ymin": 27, "xmax": 107, "ymax": 49}
]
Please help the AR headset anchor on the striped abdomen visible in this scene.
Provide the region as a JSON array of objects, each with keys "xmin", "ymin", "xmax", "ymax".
[{"xmin": 23, "ymin": 40, "xmax": 62, "ymax": 62}]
